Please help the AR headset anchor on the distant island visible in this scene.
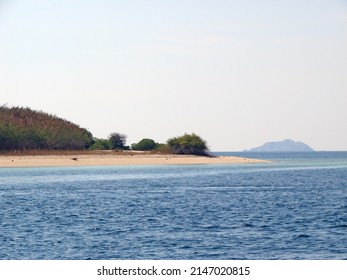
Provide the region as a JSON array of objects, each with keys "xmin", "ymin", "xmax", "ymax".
[{"xmin": 246, "ymin": 139, "xmax": 314, "ymax": 152}]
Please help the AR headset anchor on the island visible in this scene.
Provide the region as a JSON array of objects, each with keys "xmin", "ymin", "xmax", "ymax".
[
  {"xmin": 246, "ymin": 139, "xmax": 314, "ymax": 152},
  {"xmin": 0, "ymin": 106, "xmax": 269, "ymax": 167}
]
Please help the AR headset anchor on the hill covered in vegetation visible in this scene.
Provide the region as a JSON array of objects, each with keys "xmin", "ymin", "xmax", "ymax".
[{"xmin": 0, "ymin": 106, "xmax": 93, "ymax": 151}]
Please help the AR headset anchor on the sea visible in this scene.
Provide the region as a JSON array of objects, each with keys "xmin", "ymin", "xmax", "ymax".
[{"xmin": 0, "ymin": 152, "xmax": 346, "ymax": 260}]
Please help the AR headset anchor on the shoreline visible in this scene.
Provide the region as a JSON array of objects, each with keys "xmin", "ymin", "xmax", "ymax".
[{"xmin": 0, "ymin": 152, "xmax": 270, "ymax": 168}]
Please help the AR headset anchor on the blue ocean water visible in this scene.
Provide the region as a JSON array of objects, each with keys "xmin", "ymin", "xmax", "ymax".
[{"xmin": 0, "ymin": 152, "xmax": 346, "ymax": 260}]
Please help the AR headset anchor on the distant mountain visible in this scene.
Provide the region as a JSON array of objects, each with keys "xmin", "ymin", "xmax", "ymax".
[{"xmin": 246, "ymin": 139, "xmax": 314, "ymax": 152}]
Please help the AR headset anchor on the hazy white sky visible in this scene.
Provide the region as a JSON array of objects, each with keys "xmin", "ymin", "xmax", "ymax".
[{"xmin": 1, "ymin": 0, "xmax": 346, "ymax": 151}]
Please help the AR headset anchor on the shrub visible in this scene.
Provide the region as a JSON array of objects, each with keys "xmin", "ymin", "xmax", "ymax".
[
  {"xmin": 131, "ymin": 138, "xmax": 158, "ymax": 151},
  {"xmin": 167, "ymin": 133, "xmax": 208, "ymax": 155},
  {"xmin": 89, "ymin": 139, "xmax": 111, "ymax": 150}
]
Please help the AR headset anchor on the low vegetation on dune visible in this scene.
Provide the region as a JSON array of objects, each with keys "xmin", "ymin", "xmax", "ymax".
[{"xmin": 0, "ymin": 106, "xmax": 210, "ymax": 156}]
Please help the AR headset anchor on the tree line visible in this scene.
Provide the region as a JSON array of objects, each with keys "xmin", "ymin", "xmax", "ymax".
[
  {"xmin": 90, "ymin": 132, "xmax": 209, "ymax": 156},
  {"xmin": 0, "ymin": 106, "xmax": 209, "ymax": 155}
]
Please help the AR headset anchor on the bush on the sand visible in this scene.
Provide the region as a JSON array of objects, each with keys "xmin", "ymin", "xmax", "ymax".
[
  {"xmin": 131, "ymin": 138, "xmax": 159, "ymax": 151},
  {"xmin": 167, "ymin": 133, "xmax": 209, "ymax": 156},
  {"xmin": 89, "ymin": 139, "xmax": 112, "ymax": 150}
]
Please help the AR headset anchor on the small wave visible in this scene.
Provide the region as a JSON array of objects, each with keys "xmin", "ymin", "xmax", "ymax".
[
  {"xmin": 331, "ymin": 224, "xmax": 347, "ymax": 229},
  {"xmin": 242, "ymin": 223, "xmax": 254, "ymax": 228},
  {"xmin": 294, "ymin": 234, "xmax": 311, "ymax": 239}
]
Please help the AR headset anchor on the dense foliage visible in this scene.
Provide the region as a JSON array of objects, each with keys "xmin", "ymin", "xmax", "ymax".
[
  {"xmin": 131, "ymin": 138, "xmax": 159, "ymax": 151},
  {"xmin": 0, "ymin": 106, "xmax": 94, "ymax": 150},
  {"xmin": 88, "ymin": 138, "xmax": 111, "ymax": 150},
  {"xmin": 167, "ymin": 133, "xmax": 208, "ymax": 155}
]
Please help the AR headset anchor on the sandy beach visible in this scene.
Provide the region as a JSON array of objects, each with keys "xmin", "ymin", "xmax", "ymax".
[{"xmin": 0, "ymin": 152, "xmax": 269, "ymax": 168}]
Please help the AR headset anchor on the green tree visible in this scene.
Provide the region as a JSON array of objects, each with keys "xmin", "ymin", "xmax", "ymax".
[
  {"xmin": 131, "ymin": 138, "xmax": 158, "ymax": 151},
  {"xmin": 167, "ymin": 133, "xmax": 209, "ymax": 155},
  {"xmin": 109, "ymin": 132, "xmax": 127, "ymax": 150}
]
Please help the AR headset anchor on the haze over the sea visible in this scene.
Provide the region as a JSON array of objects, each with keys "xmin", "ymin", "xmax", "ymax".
[{"xmin": 1, "ymin": 0, "xmax": 346, "ymax": 151}]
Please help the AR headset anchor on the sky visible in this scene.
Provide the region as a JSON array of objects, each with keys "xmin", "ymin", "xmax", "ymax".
[{"xmin": 0, "ymin": 0, "xmax": 346, "ymax": 151}]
